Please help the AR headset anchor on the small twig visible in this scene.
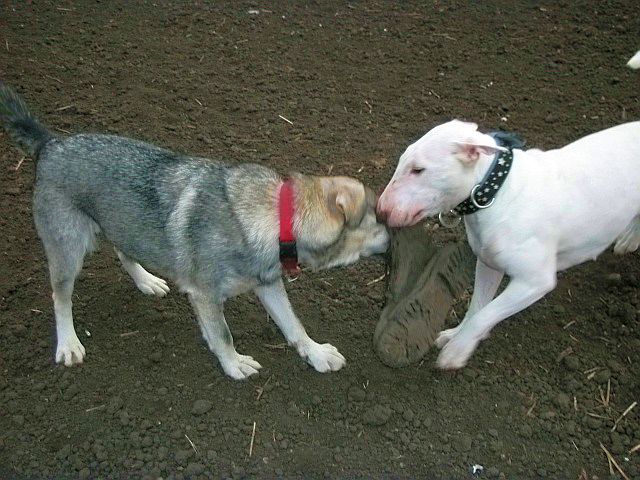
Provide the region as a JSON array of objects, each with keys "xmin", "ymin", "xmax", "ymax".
[
  {"xmin": 5, "ymin": 40, "xmax": 8, "ymax": 52},
  {"xmin": 255, "ymin": 375, "xmax": 273, "ymax": 401},
  {"xmin": 586, "ymin": 412, "xmax": 609, "ymax": 420},
  {"xmin": 598, "ymin": 379, "xmax": 611, "ymax": 408},
  {"xmin": 263, "ymin": 343, "xmax": 287, "ymax": 350},
  {"xmin": 562, "ymin": 320, "xmax": 575, "ymax": 329},
  {"xmin": 119, "ymin": 330, "xmax": 139, "ymax": 338},
  {"xmin": 194, "ymin": 98, "xmax": 202, "ymax": 106},
  {"xmin": 556, "ymin": 346, "xmax": 572, "ymax": 363},
  {"xmin": 55, "ymin": 105, "xmax": 74, "ymax": 111},
  {"xmin": 630, "ymin": 443, "xmax": 640, "ymax": 454},
  {"xmin": 525, "ymin": 398, "xmax": 537, "ymax": 417},
  {"xmin": 364, "ymin": 100, "xmax": 372, "ymax": 113},
  {"xmin": 55, "ymin": 127, "xmax": 71, "ymax": 134},
  {"xmin": 56, "ymin": 7, "xmax": 73, "ymax": 11},
  {"xmin": 85, "ymin": 404, "xmax": 105, "ymax": 412},
  {"xmin": 248, "ymin": 421, "xmax": 256, "ymax": 457},
  {"xmin": 45, "ymin": 74, "xmax": 63, "ymax": 84},
  {"xmin": 366, "ymin": 273, "xmax": 386, "ymax": 286},
  {"xmin": 600, "ymin": 443, "xmax": 630, "ymax": 480},
  {"xmin": 431, "ymin": 33, "xmax": 456, "ymax": 41},
  {"xmin": 612, "ymin": 401, "xmax": 637, "ymax": 432},
  {"xmin": 185, "ymin": 434, "xmax": 198, "ymax": 454},
  {"xmin": 278, "ymin": 114, "xmax": 293, "ymax": 125}
]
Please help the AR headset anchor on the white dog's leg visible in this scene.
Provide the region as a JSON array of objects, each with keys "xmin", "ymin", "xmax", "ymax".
[
  {"xmin": 255, "ymin": 279, "xmax": 346, "ymax": 373},
  {"xmin": 188, "ymin": 292, "xmax": 262, "ymax": 380},
  {"xmin": 436, "ymin": 258, "xmax": 504, "ymax": 348},
  {"xmin": 613, "ymin": 216, "xmax": 640, "ymax": 254},
  {"xmin": 116, "ymin": 249, "xmax": 170, "ymax": 297},
  {"xmin": 437, "ymin": 269, "xmax": 556, "ymax": 370}
]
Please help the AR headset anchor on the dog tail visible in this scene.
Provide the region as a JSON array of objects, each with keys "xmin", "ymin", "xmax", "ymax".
[
  {"xmin": 0, "ymin": 83, "xmax": 55, "ymax": 157},
  {"xmin": 628, "ymin": 51, "xmax": 640, "ymax": 70}
]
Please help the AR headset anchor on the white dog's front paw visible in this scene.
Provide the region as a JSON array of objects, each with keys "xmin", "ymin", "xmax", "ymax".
[
  {"xmin": 300, "ymin": 341, "xmax": 346, "ymax": 373},
  {"xmin": 56, "ymin": 334, "xmax": 86, "ymax": 367},
  {"xmin": 220, "ymin": 353, "xmax": 262, "ymax": 380},
  {"xmin": 435, "ymin": 326, "xmax": 461, "ymax": 348},
  {"xmin": 135, "ymin": 272, "xmax": 170, "ymax": 297},
  {"xmin": 436, "ymin": 334, "xmax": 479, "ymax": 370}
]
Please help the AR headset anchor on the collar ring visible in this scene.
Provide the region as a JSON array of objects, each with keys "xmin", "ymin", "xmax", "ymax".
[
  {"xmin": 470, "ymin": 184, "xmax": 495, "ymax": 210},
  {"xmin": 438, "ymin": 210, "xmax": 462, "ymax": 228}
]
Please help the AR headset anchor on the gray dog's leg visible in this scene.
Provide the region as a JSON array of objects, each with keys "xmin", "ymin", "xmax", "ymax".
[
  {"xmin": 188, "ymin": 291, "xmax": 262, "ymax": 380},
  {"xmin": 34, "ymin": 191, "xmax": 99, "ymax": 366},
  {"xmin": 115, "ymin": 249, "xmax": 170, "ymax": 297},
  {"xmin": 255, "ymin": 279, "xmax": 346, "ymax": 373}
]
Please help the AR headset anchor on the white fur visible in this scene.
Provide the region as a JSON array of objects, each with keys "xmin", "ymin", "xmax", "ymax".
[
  {"xmin": 628, "ymin": 50, "xmax": 640, "ymax": 69},
  {"xmin": 116, "ymin": 249, "xmax": 170, "ymax": 297},
  {"xmin": 378, "ymin": 120, "xmax": 640, "ymax": 369},
  {"xmin": 255, "ymin": 280, "xmax": 346, "ymax": 372}
]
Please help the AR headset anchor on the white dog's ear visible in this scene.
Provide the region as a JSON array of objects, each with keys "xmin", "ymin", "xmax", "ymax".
[{"xmin": 454, "ymin": 135, "xmax": 507, "ymax": 165}]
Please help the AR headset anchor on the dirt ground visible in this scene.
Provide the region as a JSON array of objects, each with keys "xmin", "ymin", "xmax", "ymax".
[{"xmin": 1, "ymin": 1, "xmax": 639, "ymax": 479}]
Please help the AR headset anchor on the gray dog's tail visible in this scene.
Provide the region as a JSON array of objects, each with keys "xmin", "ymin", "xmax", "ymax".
[{"xmin": 0, "ymin": 83, "xmax": 54, "ymax": 157}]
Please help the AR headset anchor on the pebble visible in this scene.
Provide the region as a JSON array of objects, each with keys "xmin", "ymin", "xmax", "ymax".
[
  {"xmin": 554, "ymin": 392, "xmax": 571, "ymax": 411},
  {"xmin": 362, "ymin": 405, "xmax": 393, "ymax": 426},
  {"xmin": 185, "ymin": 463, "xmax": 204, "ymax": 475},
  {"xmin": 174, "ymin": 449, "xmax": 193, "ymax": 464},
  {"xmin": 553, "ymin": 305, "xmax": 566, "ymax": 315},
  {"xmin": 63, "ymin": 383, "xmax": 80, "ymax": 400},
  {"xmin": 157, "ymin": 446, "xmax": 168, "ymax": 461},
  {"xmin": 605, "ymin": 273, "xmax": 622, "ymax": 284},
  {"xmin": 108, "ymin": 396, "xmax": 124, "ymax": 414},
  {"xmin": 402, "ymin": 409, "xmax": 415, "ymax": 422},
  {"xmin": 149, "ymin": 351, "xmax": 162, "ymax": 363},
  {"xmin": 347, "ymin": 386, "xmax": 366, "ymax": 402},
  {"xmin": 563, "ymin": 356, "xmax": 580, "ymax": 371},
  {"xmin": 458, "ymin": 435, "xmax": 472, "ymax": 452},
  {"xmin": 520, "ymin": 424, "xmax": 533, "ymax": 438},
  {"xmin": 593, "ymin": 369, "xmax": 611, "ymax": 383},
  {"xmin": 486, "ymin": 466, "xmax": 500, "ymax": 478},
  {"xmin": 191, "ymin": 399, "xmax": 212, "ymax": 415}
]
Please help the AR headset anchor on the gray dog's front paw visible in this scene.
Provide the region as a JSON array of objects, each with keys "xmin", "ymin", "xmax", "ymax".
[
  {"xmin": 300, "ymin": 340, "xmax": 346, "ymax": 373},
  {"xmin": 220, "ymin": 353, "xmax": 262, "ymax": 380},
  {"xmin": 56, "ymin": 333, "xmax": 86, "ymax": 367}
]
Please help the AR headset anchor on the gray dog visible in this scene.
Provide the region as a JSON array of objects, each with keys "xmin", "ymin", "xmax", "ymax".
[{"xmin": 0, "ymin": 85, "xmax": 389, "ymax": 380}]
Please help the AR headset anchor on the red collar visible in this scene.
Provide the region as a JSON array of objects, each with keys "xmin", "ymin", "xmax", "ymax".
[{"xmin": 278, "ymin": 178, "xmax": 300, "ymax": 275}]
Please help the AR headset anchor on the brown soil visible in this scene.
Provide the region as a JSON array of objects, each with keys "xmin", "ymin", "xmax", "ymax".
[{"xmin": 1, "ymin": 1, "xmax": 639, "ymax": 479}]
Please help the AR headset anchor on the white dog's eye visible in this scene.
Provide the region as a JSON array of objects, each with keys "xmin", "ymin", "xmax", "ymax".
[{"xmin": 410, "ymin": 167, "xmax": 424, "ymax": 175}]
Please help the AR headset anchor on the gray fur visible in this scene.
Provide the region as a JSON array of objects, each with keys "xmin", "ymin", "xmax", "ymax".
[
  {"xmin": 0, "ymin": 83, "xmax": 54, "ymax": 157},
  {"xmin": 1, "ymin": 84, "xmax": 388, "ymax": 379}
]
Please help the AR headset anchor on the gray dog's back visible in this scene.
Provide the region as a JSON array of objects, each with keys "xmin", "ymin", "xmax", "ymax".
[{"xmin": 36, "ymin": 133, "xmax": 280, "ymax": 291}]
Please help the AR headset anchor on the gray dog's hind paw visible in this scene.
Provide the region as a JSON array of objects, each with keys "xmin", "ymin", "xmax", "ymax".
[
  {"xmin": 134, "ymin": 272, "xmax": 170, "ymax": 297},
  {"xmin": 374, "ymin": 225, "xmax": 475, "ymax": 368}
]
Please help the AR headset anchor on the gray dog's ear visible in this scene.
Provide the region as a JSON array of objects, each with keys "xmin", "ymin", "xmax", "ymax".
[{"xmin": 322, "ymin": 177, "xmax": 367, "ymax": 227}]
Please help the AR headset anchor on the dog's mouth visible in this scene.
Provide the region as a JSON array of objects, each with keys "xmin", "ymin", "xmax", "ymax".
[{"xmin": 411, "ymin": 209, "xmax": 425, "ymax": 224}]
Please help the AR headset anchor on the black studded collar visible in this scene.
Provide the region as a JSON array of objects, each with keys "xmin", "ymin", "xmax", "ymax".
[{"xmin": 452, "ymin": 131, "xmax": 525, "ymax": 216}]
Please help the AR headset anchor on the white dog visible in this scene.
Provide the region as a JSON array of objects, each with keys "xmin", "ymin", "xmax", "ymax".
[
  {"xmin": 629, "ymin": 50, "xmax": 640, "ymax": 69},
  {"xmin": 377, "ymin": 119, "xmax": 640, "ymax": 369}
]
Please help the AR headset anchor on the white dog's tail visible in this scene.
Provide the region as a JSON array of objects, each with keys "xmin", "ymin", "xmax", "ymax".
[{"xmin": 628, "ymin": 51, "xmax": 640, "ymax": 70}]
